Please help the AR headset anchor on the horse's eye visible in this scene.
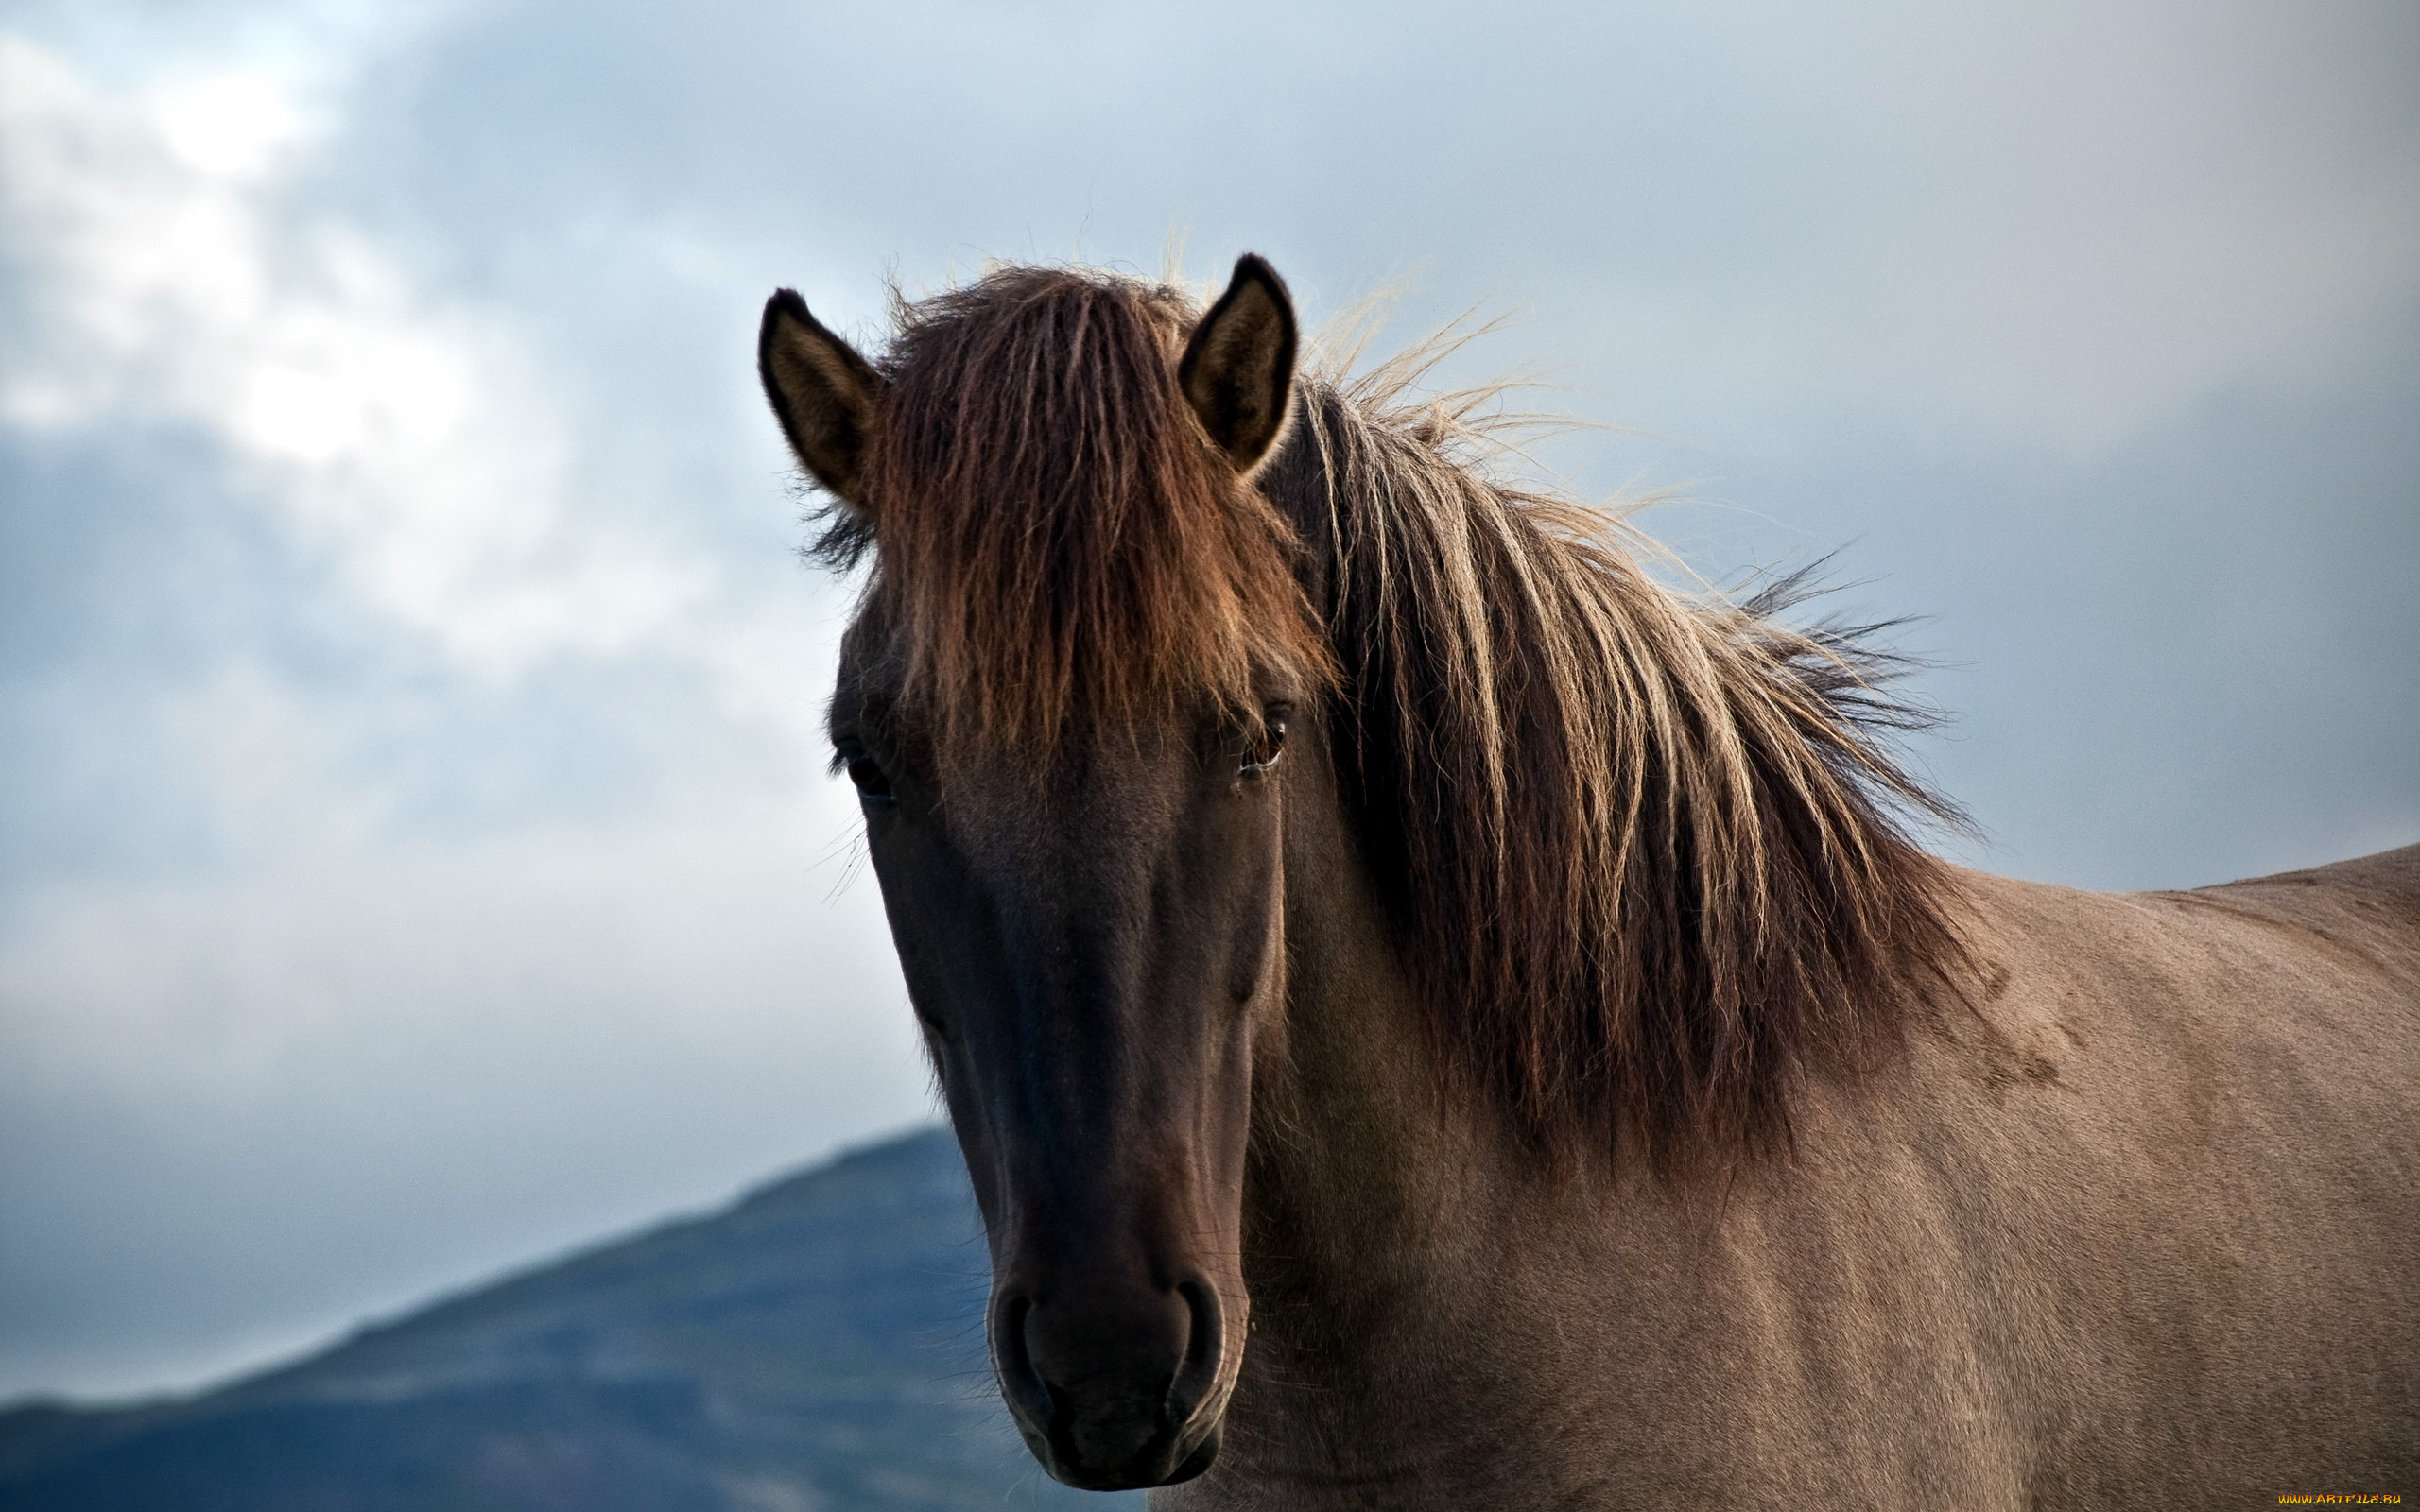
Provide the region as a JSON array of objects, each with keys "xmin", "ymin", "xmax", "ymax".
[
  {"xmin": 1240, "ymin": 714, "xmax": 1288, "ymax": 777},
  {"xmin": 835, "ymin": 744, "xmax": 896, "ymax": 806},
  {"xmin": 848, "ymin": 757, "xmax": 894, "ymax": 801}
]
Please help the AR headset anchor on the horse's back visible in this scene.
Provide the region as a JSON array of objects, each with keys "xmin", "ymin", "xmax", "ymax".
[
  {"xmin": 2189, "ymin": 839, "xmax": 2420, "ymax": 960},
  {"xmin": 2218, "ymin": 836, "xmax": 2420, "ymax": 900}
]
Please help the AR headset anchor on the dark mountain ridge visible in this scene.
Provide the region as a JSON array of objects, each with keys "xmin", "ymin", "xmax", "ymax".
[{"xmin": 0, "ymin": 1127, "xmax": 1129, "ymax": 1510}]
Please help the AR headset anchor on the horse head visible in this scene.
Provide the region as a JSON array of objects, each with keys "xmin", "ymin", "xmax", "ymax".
[{"xmin": 759, "ymin": 257, "xmax": 1313, "ymax": 1489}]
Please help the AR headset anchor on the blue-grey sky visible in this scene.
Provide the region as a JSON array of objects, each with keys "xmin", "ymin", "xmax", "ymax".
[{"xmin": 3, "ymin": 0, "xmax": 2414, "ymax": 1402}]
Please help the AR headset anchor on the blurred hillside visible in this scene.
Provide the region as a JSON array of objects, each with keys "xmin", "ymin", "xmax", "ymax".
[{"xmin": 0, "ymin": 1128, "xmax": 1125, "ymax": 1511}]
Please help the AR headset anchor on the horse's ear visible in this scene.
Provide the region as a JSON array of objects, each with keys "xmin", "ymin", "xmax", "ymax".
[
  {"xmin": 759, "ymin": 289, "xmax": 887, "ymax": 512},
  {"xmin": 1179, "ymin": 253, "xmax": 1297, "ymax": 475}
]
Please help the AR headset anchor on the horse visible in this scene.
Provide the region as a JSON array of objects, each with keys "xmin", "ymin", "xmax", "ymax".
[{"xmin": 756, "ymin": 255, "xmax": 2419, "ymax": 1507}]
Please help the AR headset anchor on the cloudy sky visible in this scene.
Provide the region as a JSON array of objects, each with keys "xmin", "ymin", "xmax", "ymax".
[{"xmin": 3, "ymin": 0, "xmax": 2414, "ymax": 1403}]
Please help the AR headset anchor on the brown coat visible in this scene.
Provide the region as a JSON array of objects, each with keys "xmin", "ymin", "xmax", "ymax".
[{"xmin": 1189, "ymin": 844, "xmax": 2420, "ymax": 1507}]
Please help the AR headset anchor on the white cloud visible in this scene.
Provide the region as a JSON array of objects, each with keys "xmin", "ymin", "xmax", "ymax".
[
  {"xmin": 0, "ymin": 23, "xmax": 917, "ymax": 1399},
  {"xmin": 153, "ymin": 67, "xmax": 318, "ymax": 179},
  {"xmin": 0, "ymin": 30, "xmax": 713, "ymax": 679}
]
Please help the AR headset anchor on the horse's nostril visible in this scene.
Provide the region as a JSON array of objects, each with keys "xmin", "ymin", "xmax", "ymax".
[
  {"xmin": 993, "ymin": 1293, "xmax": 1047, "ymax": 1410},
  {"xmin": 1168, "ymin": 1280, "xmax": 1224, "ymax": 1419},
  {"xmin": 1178, "ymin": 1280, "xmax": 1217, "ymax": 1370}
]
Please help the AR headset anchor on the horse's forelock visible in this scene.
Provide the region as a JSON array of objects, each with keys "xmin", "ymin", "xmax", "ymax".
[{"xmin": 843, "ymin": 266, "xmax": 1331, "ymax": 754}]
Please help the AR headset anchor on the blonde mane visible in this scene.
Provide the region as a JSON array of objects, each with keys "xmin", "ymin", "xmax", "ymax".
[{"xmin": 1269, "ymin": 356, "xmax": 1971, "ymax": 1174}]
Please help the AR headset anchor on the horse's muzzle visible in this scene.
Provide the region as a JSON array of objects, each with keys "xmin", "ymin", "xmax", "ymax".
[{"xmin": 991, "ymin": 1278, "xmax": 1230, "ymax": 1489}]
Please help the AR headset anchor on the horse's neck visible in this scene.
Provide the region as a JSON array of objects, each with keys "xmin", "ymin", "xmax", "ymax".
[
  {"xmin": 1221, "ymin": 774, "xmax": 1607, "ymax": 1499},
  {"xmin": 1225, "ymin": 830, "xmax": 1752, "ymax": 1507}
]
